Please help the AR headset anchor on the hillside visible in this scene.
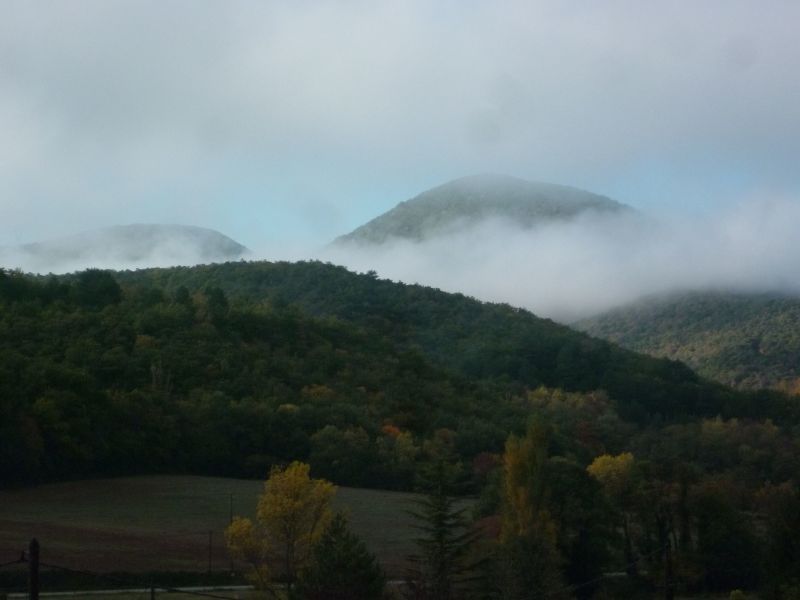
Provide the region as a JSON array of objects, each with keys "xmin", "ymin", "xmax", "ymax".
[
  {"xmin": 2, "ymin": 262, "xmax": 794, "ymax": 489},
  {"xmin": 115, "ymin": 260, "xmax": 788, "ymax": 423},
  {"xmin": 334, "ymin": 173, "xmax": 629, "ymax": 245},
  {"xmin": 4, "ymin": 263, "xmax": 800, "ymax": 598},
  {"xmin": 0, "ymin": 224, "xmax": 248, "ymax": 273},
  {"xmin": 577, "ymin": 291, "xmax": 800, "ymax": 392}
]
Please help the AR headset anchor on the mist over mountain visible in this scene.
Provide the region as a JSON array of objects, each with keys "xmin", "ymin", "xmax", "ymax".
[
  {"xmin": 321, "ymin": 176, "xmax": 800, "ymax": 322},
  {"xmin": 334, "ymin": 173, "xmax": 629, "ymax": 245},
  {"xmin": 0, "ymin": 224, "xmax": 248, "ymax": 274}
]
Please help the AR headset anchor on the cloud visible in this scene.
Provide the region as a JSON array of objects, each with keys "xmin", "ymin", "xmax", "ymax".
[
  {"xmin": 319, "ymin": 196, "xmax": 800, "ymax": 322},
  {"xmin": 1, "ymin": 1, "xmax": 800, "ymax": 245}
]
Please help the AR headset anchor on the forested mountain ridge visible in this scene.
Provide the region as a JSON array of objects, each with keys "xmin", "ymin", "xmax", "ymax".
[
  {"xmin": 334, "ymin": 174, "xmax": 629, "ymax": 245},
  {"xmin": 115, "ymin": 260, "xmax": 792, "ymax": 423},
  {"xmin": 5, "ymin": 263, "xmax": 800, "ymax": 599},
  {"xmin": 577, "ymin": 291, "xmax": 800, "ymax": 393},
  {"xmin": 2, "ymin": 262, "xmax": 796, "ymax": 490}
]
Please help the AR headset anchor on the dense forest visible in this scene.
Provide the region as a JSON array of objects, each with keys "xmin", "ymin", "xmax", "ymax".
[
  {"xmin": 2, "ymin": 262, "xmax": 800, "ymax": 596},
  {"xmin": 578, "ymin": 291, "xmax": 800, "ymax": 393}
]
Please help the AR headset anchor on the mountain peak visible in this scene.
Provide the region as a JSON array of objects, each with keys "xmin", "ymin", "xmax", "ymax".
[
  {"xmin": 335, "ymin": 174, "xmax": 629, "ymax": 245},
  {"xmin": 3, "ymin": 224, "xmax": 249, "ymax": 273}
]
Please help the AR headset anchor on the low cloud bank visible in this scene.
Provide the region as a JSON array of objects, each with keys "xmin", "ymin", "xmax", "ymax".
[
  {"xmin": 4, "ymin": 198, "xmax": 798, "ymax": 323},
  {"xmin": 319, "ymin": 198, "xmax": 800, "ymax": 322},
  {"xmin": 0, "ymin": 225, "xmax": 249, "ymax": 275}
]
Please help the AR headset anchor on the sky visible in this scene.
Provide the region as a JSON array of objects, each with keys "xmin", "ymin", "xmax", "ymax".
[
  {"xmin": 2, "ymin": 1, "xmax": 800, "ymax": 321},
  {"xmin": 3, "ymin": 0, "xmax": 800, "ymax": 249}
]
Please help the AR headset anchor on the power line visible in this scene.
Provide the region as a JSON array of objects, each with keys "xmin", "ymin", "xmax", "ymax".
[
  {"xmin": 544, "ymin": 543, "xmax": 670, "ymax": 598},
  {"xmin": 0, "ymin": 555, "xmax": 25, "ymax": 569},
  {"xmin": 37, "ymin": 560, "xmax": 238, "ymax": 600}
]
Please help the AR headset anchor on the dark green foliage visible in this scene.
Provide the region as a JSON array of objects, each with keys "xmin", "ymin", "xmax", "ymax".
[
  {"xmin": 2, "ymin": 262, "xmax": 800, "ymax": 597},
  {"xmin": 0, "ymin": 268, "xmax": 509, "ymax": 485},
  {"xmin": 497, "ymin": 534, "xmax": 566, "ymax": 600},
  {"xmin": 758, "ymin": 482, "xmax": 800, "ymax": 595},
  {"xmin": 691, "ymin": 485, "xmax": 761, "ymax": 591},
  {"xmin": 73, "ymin": 269, "xmax": 122, "ymax": 308},
  {"xmin": 546, "ymin": 457, "xmax": 613, "ymax": 598},
  {"xmin": 114, "ymin": 260, "xmax": 788, "ymax": 423},
  {"xmin": 405, "ymin": 464, "xmax": 483, "ymax": 599},
  {"xmin": 578, "ymin": 290, "xmax": 800, "ymax": 391},
  {"xmin": 294, "ymin": 513, "xmax": 385, "ymax": 600},
  {"xmin": 2, "ymin": 261, "xmax": 798, "ymax": 492}
]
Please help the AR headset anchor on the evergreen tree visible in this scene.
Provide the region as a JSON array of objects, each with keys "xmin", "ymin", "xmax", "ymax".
[
  {"xmin": 294, "ymin": 513, "xmax": 385, "ymax": 600},
  {"xmin": 405, "ymin": 462, "xmax": 483, "ymax": 599}
]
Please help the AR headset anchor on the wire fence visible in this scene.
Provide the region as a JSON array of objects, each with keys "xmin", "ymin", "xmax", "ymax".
[
  {"xmin": 0, "ymin": 543, "xmax": 253, "ymax": 600},
  {"xmin": 3, "ymin": 538, "xmax": 673, "ymax": 599}
]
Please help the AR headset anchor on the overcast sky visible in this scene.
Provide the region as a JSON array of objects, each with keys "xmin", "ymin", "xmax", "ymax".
[{"xmin": 2, "ymin": 1, "xmax": 800, "ymax": 248}]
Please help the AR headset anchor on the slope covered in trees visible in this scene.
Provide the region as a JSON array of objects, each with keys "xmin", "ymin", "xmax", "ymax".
[
  {"xmin": 577, "ymin": 291, "xmax": 800, "ymax": 393},
  {"xmin": 116, "ymin": 260, "xmax": 790, "ymax": 423},
  {"xmin": 3, "ymin": 264, "xmax": 800, "ymax": 596},
  {"xmin": 1, "ymin": 263, "xmax": 796, "ymax": 490}
]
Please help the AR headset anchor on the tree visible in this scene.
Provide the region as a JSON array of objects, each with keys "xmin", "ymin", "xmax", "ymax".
[
  {"xmin": 757, "ymin": 481, "xmax": 800, "ymax": 596},
  {"xmin": 587, "ymin": 452, "xmax": 639, "ymax": 577},
  {"xmin": 498, "ymin": 420, "xmax": 566, "ymax": 599},
  {"xmin": 294, "ymin": 513, "xmax": 386, "ymax": 600},
  {"xmin": 73, "ymin": 269, "xmax": 122, "ymax": 308},
  {"xmin": 405, "ymin": 462, "xmax": 483, "ymax": 600},
  {"xmin": 225, "ymin": 461, "xmax": 336, "ymax": 593}
]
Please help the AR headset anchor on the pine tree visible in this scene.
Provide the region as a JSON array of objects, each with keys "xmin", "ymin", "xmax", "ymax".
[
  {"xmin": 293, "ymin": 513, "xmax": 385, "ymax": 600},
  {"xmin": 405, "ymin": 462, "xmax": 483, "ymax": 599}
]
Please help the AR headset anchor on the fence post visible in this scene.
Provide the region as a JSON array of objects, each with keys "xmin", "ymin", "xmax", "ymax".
[
  {"xmin": 150, "ymin": 586, "xmax": 156, "ymax": 600},
  {"xmin": 208, "ymin": 530, "xmax": 213, "ymax": 575},
  {"xmin": 28, "ymin": 538, "xmax": 39, "ymax": 600}
]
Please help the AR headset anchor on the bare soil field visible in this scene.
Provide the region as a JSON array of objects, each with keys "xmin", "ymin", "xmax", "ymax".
[{"xmin": 0, "ymin": 475, "xmax": 423, "ymax": 578}]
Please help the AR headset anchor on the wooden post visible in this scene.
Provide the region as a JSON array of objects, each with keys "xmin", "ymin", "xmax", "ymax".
[
  {"xmin": 150, "ymin": 586, "xmax": 156, "ymax": 600},
  {"xmin": 664, "ymin": 539, "xmax": 674, "ymax": 600},
  {"xmin": 28, "ymin": 538, "xmax": 39, "ymax": 600},
  {"xmin": 208, "ymin": 530, "xmax": 213, "ymax": 575},
  {"xmin": 229, "ymin": 493, "xmax": 234, "ymax": 575}
]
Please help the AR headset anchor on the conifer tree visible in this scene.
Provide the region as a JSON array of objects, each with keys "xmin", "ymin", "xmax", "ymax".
[
  {"xmin": 294, "ymin": 512, "xmax": 385, "ymax": 600},
  {"xmin": 405, "ymin": 462, "xmax": 483, "ymax": 600}
]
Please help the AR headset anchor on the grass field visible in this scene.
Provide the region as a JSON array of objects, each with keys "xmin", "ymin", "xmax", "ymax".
[{"xmin": 0, "ymin": 475, "xmax": 428, "ymax": 580}]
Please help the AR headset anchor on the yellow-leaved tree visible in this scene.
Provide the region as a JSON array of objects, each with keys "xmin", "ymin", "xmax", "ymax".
[
  {"xmin": 225, "ymin": 461, "xmax": 336, "ymax": 593},
  {"xmin": 499, "ymin": 420, "xmax": 566, "ymax": 599},
  {"xmin": 587, "ymin": 452, "xmax": 638, "ymax": 577}
]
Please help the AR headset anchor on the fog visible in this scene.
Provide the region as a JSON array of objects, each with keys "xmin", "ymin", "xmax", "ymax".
[
  {"xmin": 319, "ymin": 197, "xmax": 800, "ymax": 322},
  {"xmin": 2, "ymin": 1, "xmax": 799, "ymax": 317},
  {"xmin": 0, "ymin": 224, "xmax": 249, "ymax": 275},
  {"xmin": 2, "ymin": 1, "xmax": 800, "ymax": 245},
  {"xmin": 3, "ymin": 192, "xmax": 799, "ymax": 322}
]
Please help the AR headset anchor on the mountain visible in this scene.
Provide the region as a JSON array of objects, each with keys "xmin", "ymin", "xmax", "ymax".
[
  {"xmin": 334, "ymin": 173, "xmax": 629, "ymax": 245},
  {"xmin": 0, "ymin": 224, "xmax": 248, "ymax": 273},
  {"xmin": 576, "ymin": 291, "xmax": 800, "ymax": 393},
  {"xmin": 2, "ymin": 262, "xmax": 795, "ymax": 492},
  {"xmin": 114, "ymin": 260, "xmax": 786, "ymax": 424}
]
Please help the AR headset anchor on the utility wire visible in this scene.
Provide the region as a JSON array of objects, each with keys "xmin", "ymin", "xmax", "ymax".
[
  {"xmin": 544, "ymin": 542, "xmax": 670, "ymax": 598},
  {"xmin": 37, "ymin": 560, "xmax": 239, "ymax": 600},
  {"xmin": 0, "ymin": 555, "xmax": 25, "ymax": 569}
]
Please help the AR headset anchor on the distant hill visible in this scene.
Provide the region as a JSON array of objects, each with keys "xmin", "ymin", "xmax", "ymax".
[
  {"xmin": 0, "ymin": 224, "xmax": 248, "ymax": 273},
  {"xmin": 334, "ymin": 174, "xmax": 629, "ymax": 245},
  {"xmin": 577, "ymin": 291, "xmax": 800, "ymax": 392}
]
